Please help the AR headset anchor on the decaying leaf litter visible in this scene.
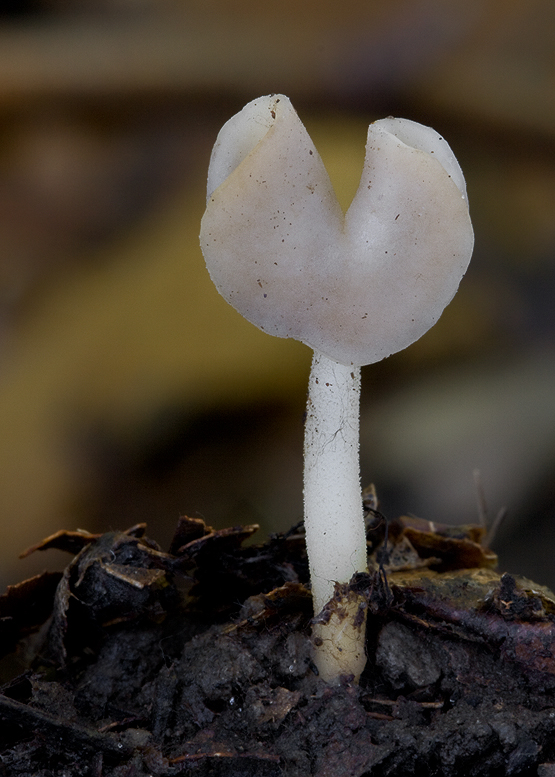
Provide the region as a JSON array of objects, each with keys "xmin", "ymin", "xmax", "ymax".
[{"xmin": 2, "ymin": 491, "xmax": 555, "ymax": 776}]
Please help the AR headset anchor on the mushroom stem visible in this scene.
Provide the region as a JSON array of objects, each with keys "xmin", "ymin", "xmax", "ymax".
[{"xmin": 303, "ymin": 350, "xmax": 368, "ymax": 682}]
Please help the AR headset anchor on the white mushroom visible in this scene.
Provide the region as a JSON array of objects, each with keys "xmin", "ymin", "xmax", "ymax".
[{"xmin": 200, "ymin": 94, "xmax": 473, "ymax": 683}]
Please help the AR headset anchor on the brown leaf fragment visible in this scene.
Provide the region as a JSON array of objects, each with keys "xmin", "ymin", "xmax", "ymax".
[
  {"xmin": 19, "ymin": 528, "xmax": 102, "ymax": 558},
  {"xmin": 0, "ymin": 571, "xmax": 62, "ymax": 658},
  {"xmin": 400, "ymin": 515, "xmax": 487, "ymax": 544},
  {"xmin": 371, "ymin": 533, "xmax": 441, "ymax": 573},
  {"xmin": 172, "ymin": 523, "xmax": 259, "ymax": 563},
  {"xmin": 0, "ymin": 570, "xmax": 62, "ymax": 620},
  {"xmin": 168, "ymin": 515, "xmax": 212, "ymax": 555},
  {"xmin": 398, "ymin": 515, "xmax": 498, "ymax": 571},
  {"xmin": 99, "ymin": 562, "xmax": 167, "ymax": 590},
  {"xmin": 122, "ymin": 523, "xmax": 148, "ymax": 538}
]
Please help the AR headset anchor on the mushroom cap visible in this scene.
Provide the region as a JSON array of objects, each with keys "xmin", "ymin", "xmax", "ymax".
[{"xmin": 200, "ymin": 95, "xmax": 474, "ymax": 367}]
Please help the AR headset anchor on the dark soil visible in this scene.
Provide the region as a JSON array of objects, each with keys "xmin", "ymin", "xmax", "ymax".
[{"xmin": 2, "ymin": 508, "xmax": 555, "ymax": 776}]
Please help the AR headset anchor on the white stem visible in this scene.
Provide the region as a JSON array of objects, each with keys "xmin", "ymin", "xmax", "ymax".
[{"xmin": 303, "ymin": 350, "xmax": 368, "ymax": 681}]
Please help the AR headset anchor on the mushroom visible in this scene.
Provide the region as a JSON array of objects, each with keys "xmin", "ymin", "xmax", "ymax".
[{"xmin": 200, "ymin": 94, "xmax": 473, "ymax": 683}]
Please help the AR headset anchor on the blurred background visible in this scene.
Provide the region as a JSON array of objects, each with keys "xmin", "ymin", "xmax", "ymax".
[{"xmin": 1, "ymin": 0, "xmax": 555, "ymax": 591}]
